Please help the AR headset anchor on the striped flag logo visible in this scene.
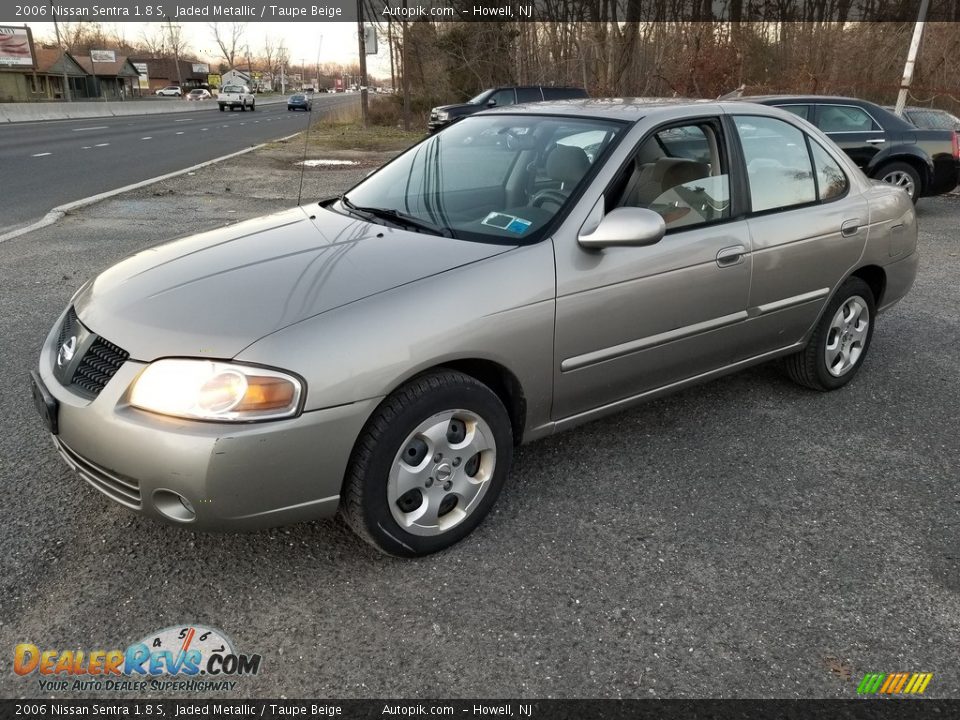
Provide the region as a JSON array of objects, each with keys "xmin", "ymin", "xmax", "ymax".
[{"xmin": 857, "ymin": 672, "xmax": 933, "ymax": 694}]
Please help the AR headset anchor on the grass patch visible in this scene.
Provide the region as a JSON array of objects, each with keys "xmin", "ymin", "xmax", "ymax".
[{"xmin": 303, "ymin": 122, "xmax": 424, "ymax": 152}]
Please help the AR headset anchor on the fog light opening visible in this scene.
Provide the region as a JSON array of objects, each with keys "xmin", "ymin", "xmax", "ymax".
[{"xmin": 153, "ymin": 489, "xmax": 197, "ymax": 523}]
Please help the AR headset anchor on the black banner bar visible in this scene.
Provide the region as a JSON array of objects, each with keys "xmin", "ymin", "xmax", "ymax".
[
  {"xmin": 3, "ymin": 700, "xmax": 960, "ymax": 720},
  {"xmin": 2, "ymin": 0, "xmax": 960, "ymax": 23}
]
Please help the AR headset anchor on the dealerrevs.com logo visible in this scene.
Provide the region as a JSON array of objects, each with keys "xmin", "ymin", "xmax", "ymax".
[{"xmin": 13, "ymin": 625, "xmax": 262, "ymax": 693}]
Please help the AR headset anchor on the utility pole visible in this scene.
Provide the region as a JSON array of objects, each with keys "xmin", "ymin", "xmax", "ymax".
[
  {"xmin": 894, "ymin": 0, "xmax": 929, "ymax": 117},
  {"xmin": 166, "ymin": 17, "xmax": 183, "ymax": 90},
  {"xmin": 357, "ymin": 0, "xmax": 368, "ymax": 127},
  {"xmin": 49, "ymin": 0, "xmax": 71, "ymax": 101}
]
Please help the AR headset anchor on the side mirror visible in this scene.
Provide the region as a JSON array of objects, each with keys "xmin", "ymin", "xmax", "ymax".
[
  {"xmin": 578, "ymin": 207, "xmax": 666, "ymax": 249},
  {"xmin": 487, "ymin": 99, "xmax": 497, "ymax": 107}
]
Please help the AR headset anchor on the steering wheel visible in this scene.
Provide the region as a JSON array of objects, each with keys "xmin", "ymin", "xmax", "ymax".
[{"xmin": 530, "ymin": 189, "xmax": 568, "ymax": 208}]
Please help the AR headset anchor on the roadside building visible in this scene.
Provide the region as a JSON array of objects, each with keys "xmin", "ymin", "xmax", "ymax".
[
  {"xmin": 220, "ymin": 69, "xmax": 252, "ymax": 88},
  {"xmin": 0, "ymin": 46, "xmax": 90, "ymax": 102},
  {"xmin": 127, "ymin": 57, "xmax": 210, "ymax": 92},
  {"xmin": 74, "ymin": 54, "xmax": 142, "ymax": 99}
]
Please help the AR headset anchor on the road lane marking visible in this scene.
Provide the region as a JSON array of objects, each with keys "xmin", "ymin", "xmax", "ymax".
[
  {"xmin": 176, "ymin": 131, "xmax": 184, "ymax": 135},
  {"xmin": 95, "ymin": 143, "xmax": 109, "ymax": 147},
  {"xmin": 32, "ymin": 152, "xmax": 52, "ymax": 157},
  {"xmin": 71, "ymin": 126, "xmax": 109, "ymax": 132},
  {"xmin": 174, "ymin": 119, "xmax": 190, "ymax": 122},
  {"xmin": 142, "ymin": 136, "xmax": 152, "ymax": 140},
  {"xmin": 1, "ymin": 130, "xmax": 304, "ymax": 244},
  {"xmin": 81, "ymin": 146, "xmax": 91, "ymax": 149}
]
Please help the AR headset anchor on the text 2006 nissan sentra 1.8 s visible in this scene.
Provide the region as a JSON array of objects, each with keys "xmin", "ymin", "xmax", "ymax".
[{"xmin": 31, "ymin": 100, "xmax": 919, "ymax": 557}]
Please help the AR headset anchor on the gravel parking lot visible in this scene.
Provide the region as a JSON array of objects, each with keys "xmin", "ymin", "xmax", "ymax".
[{"xmin": 1, "ymin": 141, "xmax": 958, "ymax": 699}]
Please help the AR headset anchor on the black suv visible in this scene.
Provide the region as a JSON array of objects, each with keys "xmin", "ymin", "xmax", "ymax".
[
  {"xmin": 429, "ymin": 86, "xmax": 588, "ymax": 133},
  {"xmin": 742, "ymin": 95, "xmax": 960, "ymax": 201}
]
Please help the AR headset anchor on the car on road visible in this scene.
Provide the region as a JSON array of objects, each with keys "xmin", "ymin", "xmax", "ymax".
[
  {"xmin": 742, "ymin": 95, "xmax": 960, "ymax": 201},
  {"xmin": 287, "ymin": 93, "xmax": 312, "ymax": 111},
  {"xmin": 155, "ymin": 86, "xmax": 182, "ymax": 97},
  {"xmin": 887, "ymin": 105, "xmax": 960, "ymax": 132},
  {"xmin": 218, "ymin": 84, "xmax": 255, "ymax": 112},
  {"xmin": 186, "ymin": 89, "xmax": 211, "ymax": 101},
  {"xmin": 428, "ymin": 85, "xmax": 589, "ymax": 133},
  {"xmin": 32, "ymin": 100, "xmax": 918, "ymax": 557}
]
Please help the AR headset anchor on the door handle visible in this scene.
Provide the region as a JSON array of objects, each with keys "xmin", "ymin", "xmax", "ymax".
[
  {"xmin": 716, "ymin": 245, "xmax": 746, "ymax": 267},
  {"xmin": 841, "ymin": 219, "xmax": 860, "ymax": 237},
  {"xmin": 866, "ymin": 138, "xmax": 886, "ymax": 144}
]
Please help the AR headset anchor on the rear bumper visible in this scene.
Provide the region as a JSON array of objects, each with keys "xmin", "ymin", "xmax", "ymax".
[{"xmin": 878, "ymin": 250, "xmax": 919, "ymax": 313}]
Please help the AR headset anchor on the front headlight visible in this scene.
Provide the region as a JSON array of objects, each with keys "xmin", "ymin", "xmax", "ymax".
[
  {"xmin": 436, "ymin": 111, "xmax": 449, "ymax": 121},
  {"xmin": 129, "ymin": 360, "xmax": 303, "ymax": 422}
]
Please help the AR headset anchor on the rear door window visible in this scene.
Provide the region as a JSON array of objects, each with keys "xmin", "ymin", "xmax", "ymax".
[
  {"xmin": 516, "ymin": 87, "xmax": 543, "ymax": 103},
  {"xmin": 734, "ymin": 116, "xmax": 816, "ymax": 212},
  {"xmin": 817, "ymin": 105, "xmax": 881, "ymax": 133},
  {"xmin": 779, "ymin": 105, "xmax": 811, "ymax": 121}
]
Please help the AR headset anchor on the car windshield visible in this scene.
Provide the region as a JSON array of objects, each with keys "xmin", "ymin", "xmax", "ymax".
[
  {"xmin": 467, "ymin": 90, "xmax": 492, "ymax": 105},
  {"xmin": 339, "ymin": 114, "xmax": 624, "ymax": 244}
]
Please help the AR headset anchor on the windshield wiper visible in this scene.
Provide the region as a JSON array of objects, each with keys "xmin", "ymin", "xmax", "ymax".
[{"xmin": 341, "ymin": 196, "xmax": 451, "ymax": 237}]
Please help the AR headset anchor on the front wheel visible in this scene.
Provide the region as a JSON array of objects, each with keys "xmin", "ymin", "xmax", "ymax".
[
  {"xmin": 219, "ymin": 104, "xmax": 225, "ymax": 112},
  {"xmin": 341, "ymin": 370, "xmax": 514, "ymax": 557},
  {"xmin": 875, "ymin": 161, "xmax": 921, "ymax": 203},
  {"xmin": 240, "ymin": 102, "xmax": 246, "ymax": 112},
  {"xmin": 783, "ymin": 277, "xmax": 876, "ymax": 391},
  {"xmin": 250, "ymin": 101, "xmax": 255, "ymax": 111}
]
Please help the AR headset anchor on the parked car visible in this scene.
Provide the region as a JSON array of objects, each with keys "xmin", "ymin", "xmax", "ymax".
[
  {"xmin": 155, "ymin": 86, "xmax": 181, "ymax": 97},
  {"xmin": 887, "ymin": 105, "xmax": 960, "ymax": 132},
  {"xmin": 31, "ymin": 100, "xmax": 917, "ymax": 557},
  {"xmin": 218, "ymin": 84, "xmax": 255, "ymax": 112},
  {"xmin": 287, "ymin": 93, "xmax": 312, "ymax": 111},
  {"xmin": 186, "ymin": 89, "xmax": 211, "ymax": 101},
  {"xmin": 428, "ymin": 85, "xmax": 589, "ymax": 133},
  {"xmin": 742, "ymin": 95, "xmax": 960, "ymax": 201}
]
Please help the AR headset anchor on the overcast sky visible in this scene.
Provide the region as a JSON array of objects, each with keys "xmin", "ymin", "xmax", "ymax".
[{"xmin": 16, "ymin": 21, "xmax": 391, "ymax": 76}]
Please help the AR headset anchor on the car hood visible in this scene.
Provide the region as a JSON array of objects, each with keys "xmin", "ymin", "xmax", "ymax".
[
  {"xmin": 73, "ymin": 206, "xmax": 515, "ymax": 360},
  {"xmin": 433, "ymin": 103, "xmax": 479, "ymax": 116}
]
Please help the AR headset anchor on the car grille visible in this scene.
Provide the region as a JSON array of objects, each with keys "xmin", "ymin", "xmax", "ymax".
[
  {"xmin": 57, "ymin": 307, "xmax": 130, "ymax": 398},
  {"xmin": 54, "ymin": 436, "xmax": 142, "ymax": 508},
  {"xmin": 71, "ymin": 337, "xmax": 129, "ymax": 397}
]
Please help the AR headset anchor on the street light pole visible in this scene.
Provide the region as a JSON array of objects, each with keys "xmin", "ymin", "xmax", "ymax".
[
  {"xmin": 166, "ymin": 17, "xmax": 183, "ymax": 91},
  {"xmin": 357, "ymin": 0, "xmax": 368, "ymax": 127},
  {"xmin": 49, "ymin": 0, "xmax": 71, "ymax": 101},
  {"xmin": 894, "ymin": 0, "xmax": 930, "ymax": 117}
]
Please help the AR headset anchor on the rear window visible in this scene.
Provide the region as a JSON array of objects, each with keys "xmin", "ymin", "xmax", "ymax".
[
  {"xmin": 222, "ymin": 85, "xmax": 244, "ymax": 94},
  {"xmin": 542, "ymin": 87, "xmax": 588, "ymax": 100},
  {"xmin": 817, "ymin": 105, "xmax": 880, "ymax": 133}
]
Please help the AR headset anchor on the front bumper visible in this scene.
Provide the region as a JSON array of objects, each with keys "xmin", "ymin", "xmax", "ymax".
[{"xmin": 36, "ymin": 315, "xmax": 380, "ymax": 531}]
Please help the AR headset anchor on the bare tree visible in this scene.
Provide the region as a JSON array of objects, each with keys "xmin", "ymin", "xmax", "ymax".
[{"xmin": 209, "ymin": 22, "xmax": 246, "ymax": 70}]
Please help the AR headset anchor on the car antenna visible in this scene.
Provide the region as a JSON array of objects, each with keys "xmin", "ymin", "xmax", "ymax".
[{"xmin": 297, "ymin": 35, "xmax": 323, "ymax": 207}]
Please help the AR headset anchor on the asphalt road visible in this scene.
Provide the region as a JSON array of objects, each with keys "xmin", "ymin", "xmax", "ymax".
[
  {"xmin": 0, "ymin": 145, "xmax": 958, "ymax": 700},
  {"xmin": 0, "ymin": 94, "xmax": 357, "ymax": 233}
]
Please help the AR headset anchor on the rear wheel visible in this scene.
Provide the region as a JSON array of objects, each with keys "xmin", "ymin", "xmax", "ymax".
[
  {"xmin": 875, "ymin": 161, "xmax": 921, "ymax": 203},
  {"xmin": 783, "ymin": 277, "xmax": 876, "ymax": 391},
  {"xmin": 219, "ymin": 104, "xmax": 225, "ymax": 112},
  {"xmin": 240, "ymin": 101, "xmax": 246, "ymax": 112},
  {"xmin": 250, "ymin": 101, "xmax": 255, "ymax": 111},
  {"xmin": 341, "ymin": 370, "xmax": 514, "ymax": 557}
]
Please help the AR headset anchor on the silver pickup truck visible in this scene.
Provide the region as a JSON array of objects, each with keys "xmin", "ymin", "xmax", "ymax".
[{"xmin": 218, "ymin": 84, "xmax": 255, "ymax": 112}]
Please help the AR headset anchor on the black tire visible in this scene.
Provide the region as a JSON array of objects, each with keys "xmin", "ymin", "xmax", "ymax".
[
  {"xmin": 240, "ymin": 102, "xmax": 246, "ymax": 112},
  {"xmin": 250, "ymin": 101, "xmax": 255, "ymax": 111},
  {"xmin": 219, "ymin": 105, "xmax": 225, "ymax": 112},
  {"xmin": 874, "ymin": 160, "xmax": 921, "ymax": 204},
  {"xmin": 783, "ymin": 277, "xmax": 876, "ymax": 391},
  {"xmin": 341, "ymin": 370, "xmax": 514, "ymax": 557}
]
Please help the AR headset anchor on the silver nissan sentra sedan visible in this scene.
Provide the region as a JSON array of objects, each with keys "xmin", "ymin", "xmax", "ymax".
[{"xmin": 31, "ymin": 99, "xmax": 918, "ymax": 556}]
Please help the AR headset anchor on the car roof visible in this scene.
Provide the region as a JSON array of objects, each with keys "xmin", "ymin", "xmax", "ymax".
[{"xmin": 478, "ymin": 97, "xmax": 728, "ymax": 122}]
